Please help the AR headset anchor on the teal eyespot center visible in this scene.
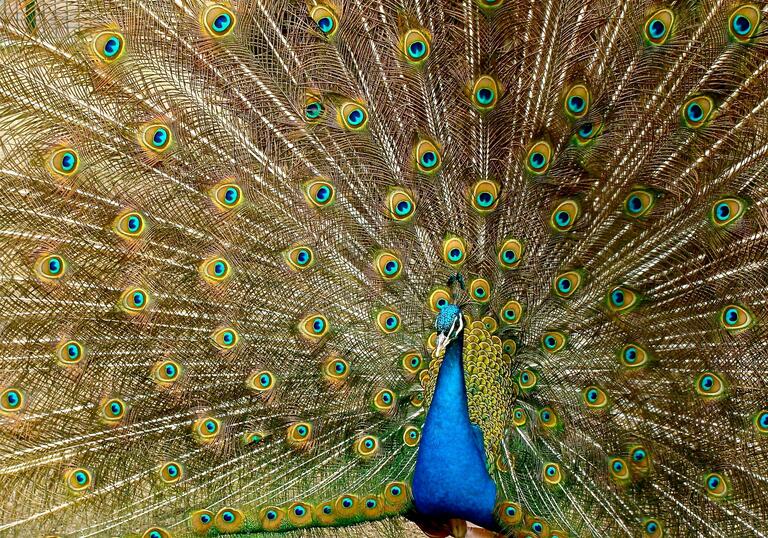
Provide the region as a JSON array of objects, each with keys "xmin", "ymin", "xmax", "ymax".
[
  {"xmin": 384, "ymin": 260, "xmax": 399, "ymax": 275},
  {"xmin": 687, "ymin": 102, "xmax": 704, "ymax": 122},
  {"xmin": 312, "ymin": 318, "xmax": 325, "ymax": 333},
  {"xmin": 381, "ymin": 391, "xmax": 393, "ymax": 404},
  {"xmin": 733, "ymin": 14, "xmax": 751, "ymax": 36},
  {"xmin": 200, "ymin": 513, "xmax": 211, "ymax": 523},
  {"xmin": 318, "ymin": 17, "xmax": 334, "ymax": 34},
  {"xmin": 649, "ymin": 19, "xmax": 666, "ymax": 39},
  {"xmin": 557, "ymin": 277, "xmax": 571, "ymax": 293},
  {"xmin": 67, "ymin": 343, "xmax": 80, "ymax": 359},
  {"xmin": 132, "ymin": 291, "xmax": 145, "ymax": 307},
  {"xmin": 503, "ymin": 249, "xmax": 516, "ymax": 262},
  {"xmin": 627, "ymin": 195, "xmax": 643, "ymax": 213},
  {"xmin": 296, "ymin": 249, "xmax": 310, "ymax": 265},
  {"xmin": 104, "ymin": 36, "xmax": 121, "ymax": 57},
  {"xmin": 266, "ymin": 510, "xmax": 277, "ymax": 520},
  {"xmin": 555, "ymin": 210, "xmax": 571, "ymax": 226},
  {"xmin": 48, "ymin": 257, "xmax": 62, "ymax": 274},
  {"xmin": 127, "ymin": 215, "xmax": 141, "ymax": 231},
  {"xmin": 646, "ymin": 521, "xmax": 658, "ymax": 532},
  {"xmin": 707, "ymin": 476, "xmax": 720, "ymax": 490},
  {"xmin": 474, "ymin": 287, "xmax": 486, "ymax": 298},
  {"xmin": 342, "ymin": 497, "xmax": 353, "ymax": 508},
  {"xmin": 224, "ymin": 187, "xmax": 239, "ymax": 205},
  {"xmin": 152, "ymin": 128, "xmax": 168, "ymax": 147},
  {"xmin": 167, "ymin": 464, "xmax": 178, "ymax": 476},
  {"xmin": 365, "ymin": 499, "xmax": 376, "ymax": 508},
  {"xmin": 420, "ymin": 151, "xmax": 437, "ymax": 168},
  {"xmin": 259, "ymin": 374, "xmax": 270, "ymax": 387},
  {"xmin": 347, "ymin": 108, "xmax": 364, "ymax": 126},
  {"xmin": 149, "ymin": 532, "xmax": 161, "ymax": 538},
  {"xmin": 334, "ymin": 361, "xmax": 346, "ymax": 373},
  {"xmin": 612, "ymin": 460, "xmax": 624, "ymax": 472},
  {"xmin": 532, "ymin": 522, "xmax": 543, "ymax": 533},
  {"xmin": 545, "ymin": 465, "xmax": 557, "ymax": 476},
  {"xmin": 75, "ymin": 471, "xmax": 87, "ymax": 484},
  {"xmin": 541, "ymin": 411, "xmax": 551, "ymax": 421},
  {"xmin": 505, "ymin": 506, "xmax": 516, "ymax": 516},
  {"xmin": 587, "ymin": 389, "xmax": 599, "ymax": 402},
  {"xmin": 715, "ymin": 202, "xmax": 731, "ymax": 221},
  {"xmin": 477, "ymin": 87, "xmax": 494, "ymax": 105},
  {"xmin": 297, "ymin": 425, "xmax": 308, "ymax": 437},
  {"xmin": 578, "ymin": 123, "xmax": 594, "ymax": 137},
  {"xmin": 315, "ymin": 186, "xmax": 331, "ymax": 202},
  {"xmin": 222, "ymin": 331, "xmax": 234, "ymax": 344},
  {"xmin": 700, "ymin": 375, "xmax": 715, "ymax": 390},
  {"xmin": 759, "ymin": 412, "xmax": 768, "ymax": 429},
  {"xmin": 214, "ymin": 261, "xmax": 226, "ymax": 276},
  {"xmin": 213, "ymin": 13, "xmax": 232, "ymax": 33},
  {"xmin": 611, "ymin": 289, "xmax": 625, "ymax": 306},
  {"xmin": 568, "ymin": 95, "xmax": 585, "ymax": 113},
  {"xmin": 306, "ymin": 102, "xmax": 323, "ymax": 119},
  {"xmin": 6, "ymin": 390, "xmax": 21, "ymax": 407},
  {"xmin": 545, "ymin": 336, "xmax": 556, "ymax": 348},
  {"xmin": 529, "ymin": 152, "xmax": 546, "ymax": 169},
  {"xmin": 294, "ymin": 506, "xmax": 305, "ymax": 516},
  {"xmin": 724, "ymin": 307, "xmax": 739, "ymax": 325},
  {"xmin": 323, "ymin": 505, "xmax": 332, "ymax": 514},
  {"xmin": 633, "ymin": 449, "xmax": 647, "ymax": 461},
  {"xmin": 391, "ymin": 486, "xmax": 402, "ymax": 496},
  {"xmin": 386, "ymin": 316, "xmax": 398, "ymax": 328},
  {"xmin": 477, "ymin": 192, "xmax": 494, "ymax": 207},
  {"xmin": 409, "ymin": 430, "xmax": 418, "ymax": 438},
  {"xmin": 61, "ymin": 152, "xmax": 76, "ymax": 171},
  {"xmin": 409, "ymin": 40, "xmax": 426, "ymax": 58},
  {"xmin": 624, "ymin": 346, "xmax": 638, "ymax": 362},
  {"xmin": 396, "ymin": 200, "xmax": 412, "ymax": 215},
  {"xmin": 110, "ymin": 402, "xmax": 122, "ymax": 415}
]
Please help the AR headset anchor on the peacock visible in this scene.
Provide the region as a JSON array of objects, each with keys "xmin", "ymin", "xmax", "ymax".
[{"xmin": 1, "ymin": 0, "xmax": 768, "ymax": 536}]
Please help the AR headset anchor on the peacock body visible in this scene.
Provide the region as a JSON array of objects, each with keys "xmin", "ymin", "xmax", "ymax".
[{"xmin": 1, "ymin": 0, "xmax": 768, "ymax": 536}]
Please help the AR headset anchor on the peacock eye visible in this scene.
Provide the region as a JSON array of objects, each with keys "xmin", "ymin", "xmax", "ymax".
[
  {"xmin": 200, "ymin": 256, "xmax": 231, "ymax": 283},
  {"xmin": 553, "ymin": 270, "xmax": 582, "ymax": 298},
  {"xmin": 470, "ymin": 180, "xmax": 500, "ymax": 213},
  {"xmin": 0, "ymin": 388, "xmax": 24, "ymax": 413},
  {"xmin": 442, "ymin": 236, "xmax": 468, "ymax": 266},
  {"xmin": 704, "ymin": 472, "xmax": 727, "ymax": 497},
  {"xmin": 542, "ymin": 463, "xmax": 562, "ymax": 484},
  {"xmin": 373, "ymin": 389, "xmax": 396, "ymax": 413},
  {"xmin": 260, "ymin": 506, "xmax": 285, "ymax": 530},
  {"xmin": 202, "ymin": 4, "xmax": 236, "ymax": 37},
  {"xmin": 710, "ymin": 197, "xmax": 745, "ymax": 227},
  {"xmin": 139, "ymin": 123, "xmax": 172, "ymax": 152},
  {"xmin": 681, "ymin": 95, "xmax": 714, "ymax": 129},
  {"xmin": 210, "ymin": 181, "xmax": 243, "ymax": 210},
  {"xmin": 159, "ymin": 461, "xmax": 183, "ymax": 483},
  {"xmin": 497, "ymin": 237, "xmax": 523, "ymax": 269},
  {"xmin": 541, "ymin": 330, "xmax": 567, "ymax": 352},
  {"xmin": 608, "ymin": 457, "xmax": 630, "ymax": 481},
  {"xmin": 499, "ymin": 299, "xmax": 523, "ymax": 325},
  {"xmin": 518, "ymin": 369, "xmax": 538, "ymax": 391},
  {"xmin": 119, "ymin": 287, "xmax": 149, "ymax": 313},
  {"xmin": 287, "ymin": 421, "xmax": 313, "ymax": 449},
  {"xmin": 469, "ymin": 278, "xmax": 491, "ymax": 303},
  {"xmin": 190, "ymin": 510, "xmax": 215, "ymax": 533},
  {"xmin": 619, "ymin": 343, "xmax": 649, "ymax": 368},
  {"xmin": 215, "ymin": 507, "xmax": 244, "ymax": 532},
  {"xmin": 47, "ymin": 147, "xmax": 80, "ymax": 177},
  {"xmin": 402, "ymin": 28, "xmax": 431, "ymax": 63},
  {"xmin": 299, "ymin": 313, "xmax": 329, "ymax": 340},
  {"xmin": 644, "ymin": 8, "xmax": 674, "ymax": 45},
  {"xmin": 498, "ymin": 501, "xmax": 522, "ymax": 525},
  {"xmin": 583, "ymin": 386, "xmax": 608, "ymax": 409},
  {"xmin": 376, "ymin": 310, "xmax": 401, "ymax": 334},
  {"xmin": 512, "ymin": 406, "xmax": 527, "ymax": 426},
  {"xmin": 152, "ymin": 360, "xmax": 181, "ymax": 383},
  {"xmin": 310, "ymin": 5, "xmax": 339, "ymax": 37},
  {"xmin": 720, "ymin": 304, "xmax": 753, "ymax": 331},
  {"xmin": 754, "ymin": 410, "xmax": 768, "ymax": 434},
  {"xmin": 323, "ymin": 357, "xmax": 350, "ymax": 383},
  {"xmin": 305, "ymin": 93, "xmax": 324, "ymax": 121},
  {"xmin": 550, "ymin": 200, "xmax": 580, "ymax": 231},
  {"xmin": 92, "ymin": 30, "xmax": 125, "ymax": 62},
  {"xmin": 248, "ymin": 370, "xmax": 275, "ymax": 392},
  {"xmin": 193, "ymin": 417, "xmax": 221, "ymax": 441},
  {"xmin": 525, "ymin": 140, "xmax": 552, "ymax": 174},
  {"xmin": 564, "ymin": 83, "xmax": 590, "ymax": 119},
  {"xmin": 56, "ymin": 340, "xmax": 83, "ymax": 366},
  {"xmin": 624, "ymin": 189, "xmax": 655, "ymax": 217},
  {"xmin": 284, "ymin": 245, "xmax": 316, "ymax": 270},
  {"xmin": 729, "ymin": 5, "xmax": 760, "ymax": 41},
  {"xmin": 35, "ymin": 254, "xmax": 66, "ymax": 281},
  {"xmin": 386, "ymin": 188, "xmax": 416, "ymax": 221},
  {"xmin": 211, "ymin": 327, "xmax": 239, "ymax": 349},
  {"xmin": 471, "ymin": 75, "xmax": 500, "ymax": 111},
  {"xmin": 607, "ymin": 286, "xmax": 640, "ymax": 313},
  {"xmin": 355, "ymin": 435, "xmax": 380, "ymax": 457},
  {"xmin": 574, "ymin": 119, "xmax": 603, "ymax": 145},
  {"xmin": 339, "ymin": 102, "xmax": 368, "ymax": 130},
  {"xmin": 695, "ymin": 372, "xmax": 725, "ymax": 398},
  {"xmin": 374, "ymin": 251, "xmax": 403, "ymax": 280},
  {"xmin": 403, "ymin": 425, "xmax": 421, "ymax": 446},
  {"xmin": 303, "ymin": 178, "xmax": 336, "ymax": 207},
  {"xmin": 428, "ymin": 286, "xmax": 451, "ymax": 312},
  {"xmin": 415, "ymin": 139, "xmax": 442, "ymax": 174},
  {"xmin": 101, "ymin": 398, "xmax": 126, "ymax": 422}
]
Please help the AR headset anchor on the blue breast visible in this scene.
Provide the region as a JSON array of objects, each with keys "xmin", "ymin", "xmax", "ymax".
[{"xmin": 412, "ymin": 332, "xmax": 498, "ymax": 530}]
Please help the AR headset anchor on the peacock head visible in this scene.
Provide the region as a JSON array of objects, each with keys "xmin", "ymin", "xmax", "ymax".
[{"xmin": 434, "ymin": 303, "xmax": 463, "ymax": 357}]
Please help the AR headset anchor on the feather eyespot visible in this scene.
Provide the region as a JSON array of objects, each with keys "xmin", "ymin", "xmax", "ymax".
[
  {"xmin": 583, "ymin": 386, "xmax": 608, "ymax": 409},
  {"xmin": 542, "ymin": 463, "xmax": 562, "ymax": 485},
  {"xmin": 355, "ymin": 435, "xmax": 380, "ymax": 457},
  {"xmin": 499, "ymin": 300, "xmax": 522, "ymax": 325},
  {"xmin": 120, "ymin": 287, "xmax": 149, "ymax": 313},
  {"xmin": 152, "ymin": 359, "xmax": 181, "ymax": 384},
  {"xmin": 512, "ymin": 407, "xmax": 527, "ymax": 427},
  {"xmin": 159, "ymin": 461, "xmax": 183, "ymax": 484},
  {"xmin": 619, "ymin": 343, "xmax": 649, "ymax": 368},
  {"xmin": 212, "ymin": 327, "xmax": 239, "ymax": 349},
  {"xmin": 711, "ymin": 197, "xmax": 745, "ymax": 227},
  {"xmin": 193, "ymin": 417, "xmax": 221, "ymax": 441},
  {"xmin": 469, "ymin": 277, "xmax": 491, "ymax": 303},
  {"xmin": 248, "ymin": 370, "xmax": 275, "ymax": 392},
  {"xmin": 624, "ymin": 189, "xmax": 655, "ymax": 217},
  {"xmin": 497, "ymin": 501, "xmax": 522, "ymax": 525},
  {"xmin": 518, "ymin": 369, "xmax": 538, "ymax": 391},
  {"xmin": 541, "ymin": 330, "xmax": 567, "ymax": 353},
  {"xmin": 502, "ymin": 338, "xmax": 517, "ymax": 357},
  {"xmin": 287, "ymin": 421, "xmax": 313, "ymax": 448},
  {"xmin": 403, "ymin": 425, "xmax": 420, "ymax": 446},
  {"xmin": 550, "ymin": 200, "xmax": 580, "ymax": 231},
  {"xmin": 720, "ymin": 304, "xmax": 753, "ymax": 331},
  {"xmin": 287, "ymin": 502, "xmax": 313, "ymax": 526},
  {"xmin": 375, "ymin": 310, "xmax": 401, "ymax": 334},
  {"xmin": 704, "ymin": 472, "xmax": 727, "ymax": 497},
  {"xmin": 142, "ymin": 527, "xmax": 171, "ymax": 538},
  {"xmin": 35, "ymin": 254, "xmax": 66, "ymax": 281},
  {"xmin": 374, "ymin": 251, "xmax": 403, "ymax": 280},
  {"xmin": 607, "ymin": 286, "xmax": 640, "ymax": 313},
  {"xmin": 573, "ymin": 120, "xmax": 602, "ymax": 145},
  {"xmin": 384, "ymin": 482, "xmax": 408, "ymax": 511},
  {"xmin": 114, "ymin": 210, "xmax": 146, "ymax": 238},
  {"xmin": 310, "ymin": 5, "xmax": 339, "ymax": 38},
  {"xmin": 470, "ymin": 180, "xmax": 500, "ymax": 213},
  {"xmin": 442, "ymin": 236, "xmax": 467, "ymax": 266},
  {"xmin": 629, "ymin": 445, "xmax": 651, "ymax": 474},
  {"xmin": 200, "ymin": 256, "xmax": 231, "ymax": 283},
  {"xmin": 361, "ymin": 495, "xmax": 383, "ymax": 518},
  {"xmin": 323, "ymin": 357, "xmax": 350, "ymax": 384},
  {"xmin": 284, "ymin": 245, "xmax": 315, "ymax": 270},
  {"xmin": 553, "ymin": 270, "xmax": 582, "ymax": 298},
  {"xmin": 335, "ymin": 494, "xmax": 358, "ymax": 517},
  {"xmin": 139, "ymin": 123, "xmax": 172, "ymax": 153},
  {"xmin": 564, "ymin": 83, "xmax": 590, "ymax": 119},
  {"xmin": 483, "ymin": 315, "xmax": 498, "ymax": 334},
  {"xmin": 754, "ymin": 410, "xmax": 768, "ymax": 434},
  {"xmin": 210, "ymin": 181, "xmax": 243, "ymax": 210},
  {"xmin": 92, "ymin": 30, "xmax": 125, "ymax": 62},
  {"xmin": 305, "ymin": 93, "xmax": 324, "ymax": 122},
  {"xmin": 729, "ymin": 5, "xmax": 760, "ymax": 41},
  {"xmin": 695, "ymin": 372, "xmax": 725, "ymax": 399},
  {"xmin": 681, "ymin": 96, "xmax": 714, "ymax": 129},
  {"xmin": 57, "ymin": 340, "xmax": 83, "ymax": 366},
  {"xmin": 644, "ymin": 9, "xmax": 674, "ymax": 45},
  {"xmin": 538, "ymin": 407, "xmax": 558, "ymax": 429},
  {"xmin": 202, "ymin": 4, "xmax": 236, "ymax": 37},
  {"xmin": 471, "ymin": 76, "xmax": 500, "ymax": 111},
  {"xmin": 386, "ymin": 188, "xmax": 416, "ymax": 221},
  {"xmin": 299, "ymin": 313, "xmax": 329, "ymax": 340},
  {"xmin": 497, "ymin": 238, "xmax": 523, "ymax": 269},
  {"xmin": 215, "ymin": 508, "xmax": 244, "ymax": 533},
  {"xmin": 100, "ymin": 398, "xmax": 126, "ymax": 423},
  {"xmin": 260, "ymin": 506, "xmax": 285, "ymax": 531},
  {"xmin": 373, "ymin": 389, "xmax": 396, "ymax": 413},
  {"xmin": 401, "ymin": 351, "xmax": 423, "ymax": 375},
  {"xmin": 402, "ymin": 28, "xmax": 431, "ymax": 63},
  {"xmin": 525, "ymin": 141, "xmax": 552, "ymax": 174},
  {"xmin": 47, "ymin": 147, "xmax": 79, "ymax": 177},
  {"xmin": 0, "ymin": 388, "xmax": 24, "ymax": 414},
  {"xmin": 428, "ymin": 286, "xmax": 451, "ymax": 312},
  {"xmin": 415, "ymin": 139, "xmax": 442, "ymax": 174},
  {"xmin": 65, "ymin": 468, "xmax": 92, "ymax": 492},
  {"xmin": 338, "ymin": 101, "xmax": 368, "ymax": 130},
  {"xmin": 303, "ymin": 178, "xmax": 336, "ymax": 207},
  {"xmin": 643, "ymin": 518, "xmax": 663, "ymax": 538},
  {"xmin": 608, "ymin": 457, "xmax": 630, "ymax": 482},
  {"xmin": 477, "ymin": 0, "xmax": 505, "ymax": 9},
  {"xmin": 190, "ymin": 510, "xmax": 215, "ymax": 533}
]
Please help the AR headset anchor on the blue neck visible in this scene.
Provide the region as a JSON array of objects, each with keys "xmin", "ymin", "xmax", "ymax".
[{"xmin": 412, "ymin": 332, "xmax": 498, "ymax": 530}]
